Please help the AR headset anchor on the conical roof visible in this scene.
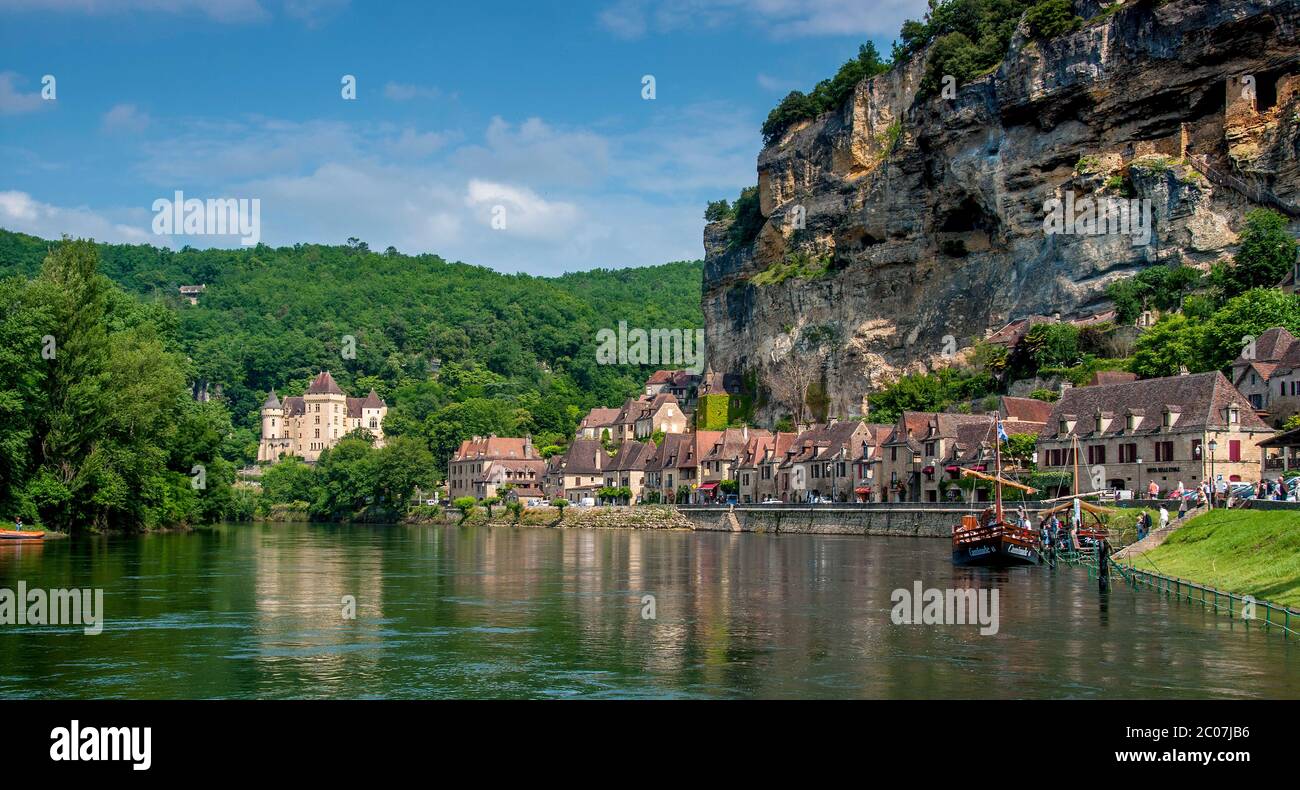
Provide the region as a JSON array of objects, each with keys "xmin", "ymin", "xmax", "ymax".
[
  {"xmin": 262, "ymin": 389, "xmax": 282, "ymax": 409},
  {"xmin": 305, "ymin": 371, "xmax": 345, "ymax": 395}
]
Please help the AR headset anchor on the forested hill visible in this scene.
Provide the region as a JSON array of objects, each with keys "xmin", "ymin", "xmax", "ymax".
[{"xmin": 0, "ymin": 229, "xmax": 703, "ymax": 462}]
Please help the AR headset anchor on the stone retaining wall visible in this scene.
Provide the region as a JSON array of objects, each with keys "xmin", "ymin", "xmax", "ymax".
[{"xmin": 676, "ymin": 507, "xmax": 959, "ymax": 538}]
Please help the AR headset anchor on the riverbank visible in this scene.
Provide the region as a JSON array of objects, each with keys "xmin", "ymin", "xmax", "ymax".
[
  {"xmin": 1119, "ymin": 509, "xmax": 1300, "ymax": 608},
  {"xmin": 414, "ymin": 505, "xmax": 693, "ymax": 530}
]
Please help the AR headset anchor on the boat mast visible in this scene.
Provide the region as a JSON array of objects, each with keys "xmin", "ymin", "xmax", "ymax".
[{"xmin": 994, "ymin": 418, "xmax": 1004, "ymax": 522}]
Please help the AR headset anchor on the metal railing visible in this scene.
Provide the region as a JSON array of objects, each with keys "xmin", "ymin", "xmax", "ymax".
[
  {"xmin": 1187, "ymin": 154, "xmax": 1300, "ymax": 217},
  {"xmin": 1065, "ymin": 549, "xmax": 1300, "ymax": 640}
]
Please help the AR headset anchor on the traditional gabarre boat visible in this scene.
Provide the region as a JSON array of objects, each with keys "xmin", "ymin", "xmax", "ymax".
[
  {"xmin": 1037, "ymin": 498, "xmax": 1111, "ymax": 551},
  {"xmin": 951, "ymin": 421, "xmax": 1042, "ymax": 567},
  {"xmin": 0, "ymin": 529, "xmax": 45, "ymax": 541}
]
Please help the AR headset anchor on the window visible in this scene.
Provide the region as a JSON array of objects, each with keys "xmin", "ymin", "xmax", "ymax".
[
  {"xmin": 1059, "ymin": 420, "xmax": 1067, "ymax": 434},
  {"xmin": 1087, "ymin": 445, "xmax": 1106, "ymax": 465},
  {"xmin": 1125, "ymin": 415, "xmax": 1134, "ymax": 431},
  {"xmin": 1119, "ymin": 443, "xmax": 1136, "ymax": 463},
  {"xmin": 1155, "ymin": 441, "xmax": 1174, "ymax": 462},
  {"xmin": 891, "ymin": 447, "xmax": 897, "ymax": 462},
  {"xmin": 1162, "ymin": 411, "xmax": 1172, "ymax": 428}
]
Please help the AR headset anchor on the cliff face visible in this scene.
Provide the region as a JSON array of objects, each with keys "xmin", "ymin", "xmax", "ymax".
[{"xmin": 703, "ymin": 0, "xmax": 1300, "ymax": 422}]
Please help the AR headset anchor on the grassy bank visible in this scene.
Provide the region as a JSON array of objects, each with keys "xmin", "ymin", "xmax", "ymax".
[{"xmin": 1120, "ymin": 509, "xmax": 1300, "ymax": 608}]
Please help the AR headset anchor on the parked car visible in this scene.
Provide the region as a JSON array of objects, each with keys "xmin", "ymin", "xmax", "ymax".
[{"xmin": 578, "ymin": 497, "xmax": 596, "ymax": 507}]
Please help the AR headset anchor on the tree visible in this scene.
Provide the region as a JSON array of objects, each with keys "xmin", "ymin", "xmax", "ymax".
[
  {"xmin": 550, "ymin": 498, "xmax": 568, "ymax": 519},
  {"xmin": 764, "ymin": 347, "xmax": 825, "ymax": 426},
  {"xmin": 1025, "ymin": 0, "xmax": 1082, "ymax": 40},
  {"xmin": 1200, "ymin": 288, "xmax": 1300, "ymax": 370},
  {"xmin": 1129, "ymin": 314, "xmax": 1203, "ymax": 378},
  {"xmin": 1214, "ymin": 209, "xmax": 1297, "ymax": 295},
  {"xmin": 704, "ymin": 200, "xmax": 732, "ymax": 222},
  {"xmin": 505, "ymin": 499, "xmax": 523, "ymax": 523},
  {"xmin": 453, "ymin": 496, "xmax": 477, "ymax": 523}
]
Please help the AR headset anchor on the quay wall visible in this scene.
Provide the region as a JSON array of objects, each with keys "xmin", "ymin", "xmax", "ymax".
[{"xmin": 675, "ymin": 505, "xmax": 981, "ymax": 538}]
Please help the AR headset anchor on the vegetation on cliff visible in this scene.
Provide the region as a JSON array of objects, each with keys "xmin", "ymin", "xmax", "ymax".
[
  {"xmin": 752, "ymin": 0, "xmax": 1088, "ymax": 150},
  {"xmin": 861, "ymin": 209, "xmax": 1299, "ymax": 426}
]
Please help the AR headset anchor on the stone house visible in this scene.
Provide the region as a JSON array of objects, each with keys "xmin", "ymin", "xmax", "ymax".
[
  {"xmin": 879, "ymin": 412, "xmax": 999, "ymax": 503},
  {"xmin": 1230, "ymin": 326, "xmax": 1300, "ymax": 416},
  {"xmin": 1038, "ymin": 371, "xmax": 1274, "ymax": 495},
  {"xmin": 448, "ymin": 435, "xmax": 538, "ymax": 501},
  {"xmin": 602, "ymin": 440, "xmax": 654, "ymax": 503}
]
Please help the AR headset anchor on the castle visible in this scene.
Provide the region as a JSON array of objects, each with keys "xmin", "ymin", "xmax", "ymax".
[{"xmin": 257, "ymin": 371, "xmax": 387, "ymax": 463}]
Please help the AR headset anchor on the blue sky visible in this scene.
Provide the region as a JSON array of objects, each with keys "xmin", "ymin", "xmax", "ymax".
[{"xmin": 0, "ymin": 0, "xmax": 926, "ymax": 275}]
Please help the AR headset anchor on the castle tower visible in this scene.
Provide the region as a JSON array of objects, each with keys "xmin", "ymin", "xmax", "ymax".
[
  {"xmin": 302, "ymin": 371, "xmax": 348, "ymax": 462},
  {"xmin": 360, "ymin": 388, "xmax": 387, "ymax": 447},
  {"xmin": 257, "ymin": 389, "xmax": 288, "ymax": 462}
]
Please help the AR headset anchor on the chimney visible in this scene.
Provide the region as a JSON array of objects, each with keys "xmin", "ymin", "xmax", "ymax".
[{"xmin": 742, "ymin": 425, "xmax": 748, "ymax": 440}]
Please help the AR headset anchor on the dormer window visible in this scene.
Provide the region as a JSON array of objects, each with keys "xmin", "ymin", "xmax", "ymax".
[
  {"xmin": 1227, "ymin": 406, "xmax": 1239, "ymax": 424},
  {"xmin": 1125, "ymin": 414, "xmax": 1134, "ymax": 431}
]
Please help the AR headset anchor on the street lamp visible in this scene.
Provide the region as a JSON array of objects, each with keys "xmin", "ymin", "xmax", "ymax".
[
  {"xmin": 912, "ymin": 451, "xmax": 922, "ymax": 503},
  {"xmin": 1136, "ymin": 457, "xmax": 1143, "ymax": 501},
  {"xmin": 1208, "ymin": 438, "xmax": 1218, "ymax": 508}
]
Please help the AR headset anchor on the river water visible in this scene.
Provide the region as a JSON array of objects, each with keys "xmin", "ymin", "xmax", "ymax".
[{"xmin": 0, "ymin": 522, "xmax": 1295, "ymax": 699}]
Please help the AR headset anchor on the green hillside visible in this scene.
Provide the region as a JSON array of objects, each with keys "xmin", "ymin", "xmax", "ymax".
[{"xmin": 0, "ymin": 229, "xmax": 703, "ymax": 466}]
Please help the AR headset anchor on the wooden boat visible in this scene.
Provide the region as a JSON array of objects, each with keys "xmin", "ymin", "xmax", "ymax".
[
  {"xmin": 951, "ymin": 422, "xmax": 1041, "ymax": 567},
  {"xmin": 0, "ymin": 529, "xmax": 45, "ymax": 541}
]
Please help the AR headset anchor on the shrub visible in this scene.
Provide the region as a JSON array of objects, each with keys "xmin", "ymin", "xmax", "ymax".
[
  {"xmin": 1025, "ymin": 0, "xmax": 1083, "ymax": 40},
  {"xmin": 452, "ymin": 496, "xmax": 477, "ymax": 523}
]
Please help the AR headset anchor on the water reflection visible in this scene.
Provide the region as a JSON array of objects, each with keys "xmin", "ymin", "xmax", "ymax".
[{"xmin": 0, "ymin": 523, "xmax": 1296, "ymax": 699}]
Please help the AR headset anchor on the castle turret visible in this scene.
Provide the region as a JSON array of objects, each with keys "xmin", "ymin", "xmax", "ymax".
[{"xmin": 257, "ymin": 389, "xmax": 286, "ymax": 463}]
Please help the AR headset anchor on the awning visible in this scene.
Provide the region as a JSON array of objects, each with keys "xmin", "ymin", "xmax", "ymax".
[
  {"xmin": 698, "ymin": 482, "xmax": 719, "ymax": 491},
  {"xmin": 922, "ymin": 466, "xmax": 935, "ymax": 474},
  {"xmin": 945, "ymin": 465, "xmax": 960, "ymax": 473}
]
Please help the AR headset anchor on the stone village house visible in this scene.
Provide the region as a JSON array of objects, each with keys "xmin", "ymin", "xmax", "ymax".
[{"xmin": 1038, "ymin": 372, "xmax": 1273, "ymax": 495}]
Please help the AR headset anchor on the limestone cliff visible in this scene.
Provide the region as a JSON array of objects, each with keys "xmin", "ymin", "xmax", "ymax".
[{"xmin": 703, "ymin": 0, "xmax": 1300, "ymax": 422}]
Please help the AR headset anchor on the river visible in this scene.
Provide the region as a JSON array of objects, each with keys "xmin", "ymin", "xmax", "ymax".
[{"xmin": 0, "ymin": 522, "xmax": 1296, "ymax": 699}]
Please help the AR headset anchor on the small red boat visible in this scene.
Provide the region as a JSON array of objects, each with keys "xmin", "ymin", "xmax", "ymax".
[{"xmin": 0, "ymin": 529, "xmax": 45, "ymax": 541}]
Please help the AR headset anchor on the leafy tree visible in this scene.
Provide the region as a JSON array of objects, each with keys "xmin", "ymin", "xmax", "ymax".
[
  {"xmin": 453, "ymin": 496, "xmax": 477, "ymax": 523},
  {"xmin": 1024, "ymin": 0, "xmax": 1082, "ymax": 39},
  {"xmin": 505, "ymin": 499, "xmax": 523, "ymax": 524},
  {"xmin": 1199, "ymin": 288, "xmax": 1300, "ymax": 371},
  {"xmin": 1212, "ymin": 209, "xmax": 1298, "ymax": 295},
  {"xmin": 1022, "ymin": 322, "xmax": 1081, "ymax": 368},
  {"xmin": 704, "ymin": 200, "xmax": 732, "ymax": 222},
  {"xmin": 1128, "ymin": 314, "xmax": 1204, "ymax": 378}
]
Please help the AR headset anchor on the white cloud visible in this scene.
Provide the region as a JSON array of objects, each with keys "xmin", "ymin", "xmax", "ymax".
[
  {"xmin": 598, "ymin": 0, "xmax": 927, "ymax": 39},
  {"xmin": 465, "ymin": 179, "xmax": 582, "ymax": 242},
  {"xmin": 0, "ymin": 190, "xmax": 154, "ymax": 244},
  {"xmin": 5, "ymin": 100, "xmax": 759, "ymax": 274},
  {"xmin": 102, "ymin": 103, "xmax": 150, "ymax": 134},
  {"xmin": 453, "ymin": 116, "xmax": 611, "ymax": 189},
  {"xmin": 0, "ymin": 72, "xmax": 50, "ymax": 115}
]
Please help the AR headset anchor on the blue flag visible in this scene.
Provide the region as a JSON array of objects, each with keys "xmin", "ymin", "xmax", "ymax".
[{"xmin": 996, "ymin": 420, "xmax": 1008, "ymax": 443}]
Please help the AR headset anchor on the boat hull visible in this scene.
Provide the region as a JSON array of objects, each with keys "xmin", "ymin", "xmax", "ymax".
[
  {"xmin": 0, "ymin": 530, "xmax": 45, "ymax": 541},
  {"xmin": 952, "ymin": 535, "xmax": 1040, "ymax": 567}
]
